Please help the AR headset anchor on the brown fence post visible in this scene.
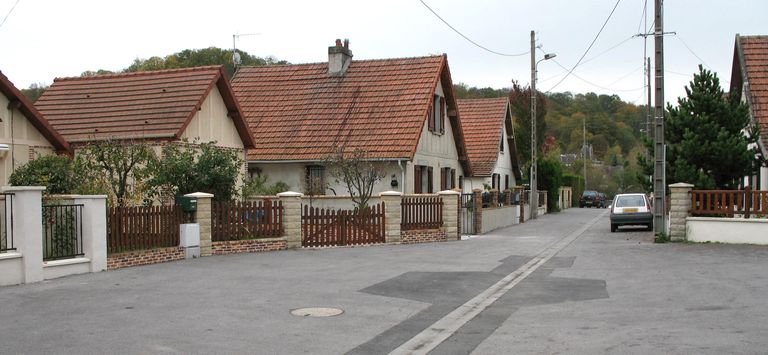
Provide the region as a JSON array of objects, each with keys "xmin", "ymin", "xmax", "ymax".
[
  {"xmin": 744, "ymin": 186, "xmax": 752, "ymax": 219},
  {"xmin": 185, "ymin": 192, "xmax": 214, "ymax": 256},
  {"xmin": 438, "ymin": 190, "xmax": 460, "ymax": 240},
  {"xmin": 472, "ymin": 188, "xmax": 483, "ymax": 234},
  {"xmin": 668, "ymin": 183, "xmax": 693, "ymax": 241},
  {"xmin": 380, "ymin": 191, "xmax": 403, "ymax": 244},
  {"xmin": 277, "ymin": 191, "xmax": 303, "ymax": 249},
  {"xmin": 490, "ymin": 189, "xmax": 499, "ymax": 207}
]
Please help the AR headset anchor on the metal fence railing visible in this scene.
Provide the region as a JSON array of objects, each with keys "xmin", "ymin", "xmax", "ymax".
[
  {"xmin": 0, "ymin": 194, "xmax": 14, "ymax": 253},
  {"xmin": 42, "ymin": 204, "xmax": 84, "ymax": 261}
]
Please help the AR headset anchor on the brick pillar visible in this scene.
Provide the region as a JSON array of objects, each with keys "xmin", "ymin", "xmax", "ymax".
[
  {"xmin": 185, "ymin": 192, "xmax": 213, "ymax": 256},
  {"xmin": 380, "ymin": 191, "xmax": 403, "ymax": 244},
  {"xmin": 438, "ymin": 190, "xmax": 460, "ymax": 240},
  {"xmin": 278, "ymin": 191, "xmax": 303, "ymax": 249},
  {"xmin": 3, "ymin": 186, "xmax": 45, "ymax": 284},
  {"xmin": 669, "ymin": 183, "xmax": 693, "ymax": 242},
  {"xmin": 505, "ymin": 190, "xmax": 512, "ymax": 205},
  {"xmin": 490, "ymin": 189, "xmax": 499, "ymax": 207},
  {"xmin": 472, "ymin": 188, "xmax": 483, "ymax": 234},
  {"xmin": 74, "ymin": 195, "xmax": 108, "ymax": 272}
]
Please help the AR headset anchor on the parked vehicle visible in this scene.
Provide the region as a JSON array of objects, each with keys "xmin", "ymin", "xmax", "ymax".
[
  {"xmin": 610, "ymin": 193, "xmax": 653, "ymax": 232},
  {"xmin": 579, "ymin": 190, "xmax": 605, "ymax": 208}
]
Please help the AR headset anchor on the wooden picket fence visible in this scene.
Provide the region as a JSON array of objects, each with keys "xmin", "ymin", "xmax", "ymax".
[
  {"xmin": 401, "ymin": 196, "xmax": 443, "ymax": 230},
  {"xmin": 302, "ymin": 203, "xmax": 385, "ymax": 247},
  {"xmin": 691, "ymin": 187, "xmax": 768, "ymax": 218},
  {"xmin": 212, "ymin": 200, "xmax": 284, "ymax": 241},
  {"xmin": 108, "ymin": 205, "xmax": 193, "ymax": 254}
]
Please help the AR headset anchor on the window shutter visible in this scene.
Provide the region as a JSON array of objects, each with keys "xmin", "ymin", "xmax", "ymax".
[
  {"xmin": 458, "ymin": 175, "xmax": 464, "ymax": 190},
  {"xmin": 427, "ymin": 102, "xmax": 434, "ymax": 132},
  {"xmin": 451, "ymin": 169, "xmax": 456, "ymax": 189},
  {"xmin": 414, "ymin": 165, "xmax": 422, "ymax": 194},
  {"xmin": 428, "ymin": 167, "xmax": 434, "ymax": 193},
  {"xmin": 440, "ymin": 97, "xmax": 446, "ymax": 134},
  {"xmin": 505, "ymin": 175, "xmax": 509, "ymax": 190},
  {"xmin": 440, "ymin": 168, "xmax": 446, "ymax": 191}
]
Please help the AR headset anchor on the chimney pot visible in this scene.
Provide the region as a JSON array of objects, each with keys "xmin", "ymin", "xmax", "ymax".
[{"xmin": 328, "ymin": 38, "xmax": 353, "ymax": 76}]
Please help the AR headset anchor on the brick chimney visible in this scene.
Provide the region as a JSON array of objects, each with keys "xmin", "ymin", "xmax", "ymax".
[{"xmin": 328, "ymin": 38, "xmax": 352, "ymax": 76}]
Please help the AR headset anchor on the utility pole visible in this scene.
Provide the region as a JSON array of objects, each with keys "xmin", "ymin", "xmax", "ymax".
[
  {"xmin": 646, "ymin": 57, "xmax": 652, "ymax": 139},
  {"xmin": 653, "ymin": 0, "xmax": 666, "ymax": 234},
  {"xmin": 530, "ymin": 30, "xmax": 538, "ymax": 220},
  {"xmin": 583, "ymin": 117, "xmax": 587, "ymax": 191}
]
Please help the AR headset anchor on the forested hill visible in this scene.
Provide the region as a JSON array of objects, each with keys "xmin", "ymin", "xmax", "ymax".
[{"xmin": 454, "ymin": 83, "xmax": 647, "ymax": 166}]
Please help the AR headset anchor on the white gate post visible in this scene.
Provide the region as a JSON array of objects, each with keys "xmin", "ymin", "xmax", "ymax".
[{"xmin": 3, "ymin": 186, "xmax": 45, "ymax": 283}]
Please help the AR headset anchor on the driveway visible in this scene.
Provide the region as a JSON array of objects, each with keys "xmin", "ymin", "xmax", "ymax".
[{"xmin": 1, "ymin": 208, "xmax": 767, "ymax": 354}]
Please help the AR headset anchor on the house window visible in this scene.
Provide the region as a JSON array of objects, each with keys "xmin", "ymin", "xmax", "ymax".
[
  {"xmin": 505, "ymin": 175, "xmax": 509, "ymax": 190},
  {"xmin": 500, "ymin": 136, "xmax": 504, "ymax": 152},
  {"xmin": 458, "ymin": 175, "xmax": 464, "ymax": 190},
  {"xmin": 305, "ymin": 165, "xmax": 325, "ymax": 195},
  {"xmin": 440, "ymin": 167, "xmax": 456, "ymax": 190},
  {"xmin": 492, "ymin": 173, "xmax": 500, "ymax": 190},
  {"xmin": 428, "ymin": 94, "xmax": 445, "ymax": 134},
  {"xmin": 414, "ymin": 165, "xmax": 433, "ymax": 193}
]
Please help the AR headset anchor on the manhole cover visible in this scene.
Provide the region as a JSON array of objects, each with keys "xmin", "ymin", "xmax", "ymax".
[{"xmin": 290, "ymin": 307, "xmax": 344, "ymax": 317}]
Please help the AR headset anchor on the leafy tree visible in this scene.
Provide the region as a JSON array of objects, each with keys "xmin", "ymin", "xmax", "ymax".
[
  {"xmin": 537, "ymin": 157, "xmax": 563, "ymax": 212},
  {"xmin": 125, "ymin": 47, "xmax": 288, "ymax": 79},
  {"xmin": 241, "ymin": 174, "xmax": 289, "ymax": 199},
  {"xmin": 151, "ymin": 141, "xmax": 243, "ymax": 201},
  {"xmin": 76, "ymin": 139, "xmax": 157, "ymax": 206},
  {"xmin": 20, "ymin": 83, "xmax": 49, "ymax": 103},
  {"xmin": 323, "ymin": 146, "xmax": 387, "ymax": 210},
  {"xmin": 509, "ymin": 80, "xmax": 547, "ymax": 167},
  {"xmin": 665, "ymin": 65, "xmax": 755, "ymax": 189},
  {"xmin": 9, "ymin": 155, "xmax": 78, "ymax": 194},
  {"xmin": 453, "ymin": 83, "xmax": 506, "ymax": 99}
]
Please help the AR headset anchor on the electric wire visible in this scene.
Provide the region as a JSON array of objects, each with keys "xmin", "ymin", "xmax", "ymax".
[
  {"xmin": 537, "ymin": 35, "xmax": 634, "ymax": 84},
  {"xmin": 675, "ymin": 34, "xmax": 711, "ymax": 69},
  {"xmin": 546, "ymin": 0, "xmax": 623, "ymax": 93},
  {"xmin": 550, "ymin": 58, "xmax": 644, "ymax": 92},
  {"xmin": 0, "ymin": 0, "xmax": 21, "ymax": 29},
  {"xmin": 417, "ymin": 0, "xmax": 528, "ymax": 57}
]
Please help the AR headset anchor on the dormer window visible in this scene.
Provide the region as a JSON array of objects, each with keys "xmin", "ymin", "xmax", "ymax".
[{"xmin": 428, "ymin": 94, "xmax": 445, "ymax": 134}]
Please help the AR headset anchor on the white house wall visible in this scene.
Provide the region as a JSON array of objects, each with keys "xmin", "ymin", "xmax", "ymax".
[
  {"xmin": 410, "ymin": 79, "xmax": 465, "ymax": 193},
  {"xmin": 249, "ymin": 161, "xmax": 406, "ymax": 196},
  {"xmin": 0, "ymin": 94, "xmax": 56, "ymax": 186},
  {"xmin": 181, "ymin": 88, "xmax": 244, "ymax": 150}
]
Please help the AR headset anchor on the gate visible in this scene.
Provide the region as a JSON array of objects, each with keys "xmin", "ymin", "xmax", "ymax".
[
  {"xmin": 302, "ymin": 203, "xmax": 385, "ymax": 247},
  {"xmin": 460, "ymin": 193, "xmax": 474, "ymax": 235}
]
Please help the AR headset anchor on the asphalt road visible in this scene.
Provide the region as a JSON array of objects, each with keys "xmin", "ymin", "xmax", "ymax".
[{"xmin": 2, "ymin": 208, "xmax": 768, "ymax": 354}]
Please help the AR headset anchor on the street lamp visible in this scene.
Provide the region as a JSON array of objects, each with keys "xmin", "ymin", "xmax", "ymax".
[{"xmin": 530, "ymin": 32, "xmax": 555, "ymax": 220}]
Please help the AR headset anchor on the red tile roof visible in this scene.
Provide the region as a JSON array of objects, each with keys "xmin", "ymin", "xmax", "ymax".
[
  {"xmin": 733, "ymin": 35, "xmax": 768, "ymax": 154},
  {"xmin": 0, "ymin": 70, "xmax": 70, "ymax": 154},
  {"xmin": 35, "ymin": 66, "xmax": 254, "ymax": 148},
  {"xmin": 458, "ymin": 98, "xmax": 508, "ymax": 176},
  {"xmin": 232, "ymin": 55, "xmax": 469, "ymax": 171}
]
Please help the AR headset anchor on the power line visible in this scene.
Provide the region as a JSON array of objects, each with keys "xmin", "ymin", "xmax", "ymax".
[
  {"xmin": 0, "ymin": 0, "xmax": 21, "ymax": 29},
  {"xmin": 675, "ymin": 33, "xmax": 711, "ymax": 69},
  {"xmin": 536, "ymin": 35, "xmax": 634, "ymax": 84},
  {"xmin": 417, "ymin": 0, "xmax": 528, "ymax": 57},
  {"xmin": 550, "ymin": 58, "xmax": 644, "ymax": 92},
  {"xmin": 546, "ymin": 0, "xmax": 623, "ymax": 92}
]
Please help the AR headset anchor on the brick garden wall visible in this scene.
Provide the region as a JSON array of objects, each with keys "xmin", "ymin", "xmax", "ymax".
[
  {"xmin": 401, "ymin": 229, "xmax": 447, "ymax": 244},
  {"xmin": 107, "ymin": 247, "xmax": 185, "ymax": 270},
  {"xmin": 212, "ymin": 238, "xmax": 287, "ymax": 255}
]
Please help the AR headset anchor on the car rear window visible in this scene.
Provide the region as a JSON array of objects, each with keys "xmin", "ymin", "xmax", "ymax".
[
  {"xmin": 616, "ymin": 196, "xmax": 645, "ymax": 207},
  {"xmin": 583, "ymin": 191, "xmax": 597, "ymax": 196}
]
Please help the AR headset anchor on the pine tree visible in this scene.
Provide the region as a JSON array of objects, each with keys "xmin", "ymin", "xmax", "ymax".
[{"xmin": 665, "ymin": 65, "xmax": 753, "ymax": 189}]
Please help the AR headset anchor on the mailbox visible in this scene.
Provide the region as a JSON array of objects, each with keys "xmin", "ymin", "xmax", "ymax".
[{"xmin": 175, "ymin": 195, "xmax": 197, "ymax": 212}]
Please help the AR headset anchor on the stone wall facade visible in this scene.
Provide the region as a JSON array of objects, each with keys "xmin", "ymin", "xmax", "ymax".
[
  {"xmin": 401, "ymin": 229, "xmax": 447, "ymax": 244},
  {"xmin": 107, "ymin": 247, "xmax": 185, "ymax": 270},
  {"xmin": 212, "ymin": 238, "xmax": 287, "ymax": 255}
]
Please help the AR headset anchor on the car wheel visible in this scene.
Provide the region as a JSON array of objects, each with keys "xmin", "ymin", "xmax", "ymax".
[{"xmin": 611, "ymin": 224, "xmax": 617, "ymax": 233}]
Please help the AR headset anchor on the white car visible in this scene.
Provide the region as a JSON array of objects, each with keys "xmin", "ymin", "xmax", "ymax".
[{"xmin": 610, "ymin": 193, "xmax": 653, "ymax": 232}]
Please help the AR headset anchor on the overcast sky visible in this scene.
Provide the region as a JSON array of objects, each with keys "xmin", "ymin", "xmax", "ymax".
[{"xmin": 1, "ymin": 0, "xmax": 766, "ymax": 106}]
